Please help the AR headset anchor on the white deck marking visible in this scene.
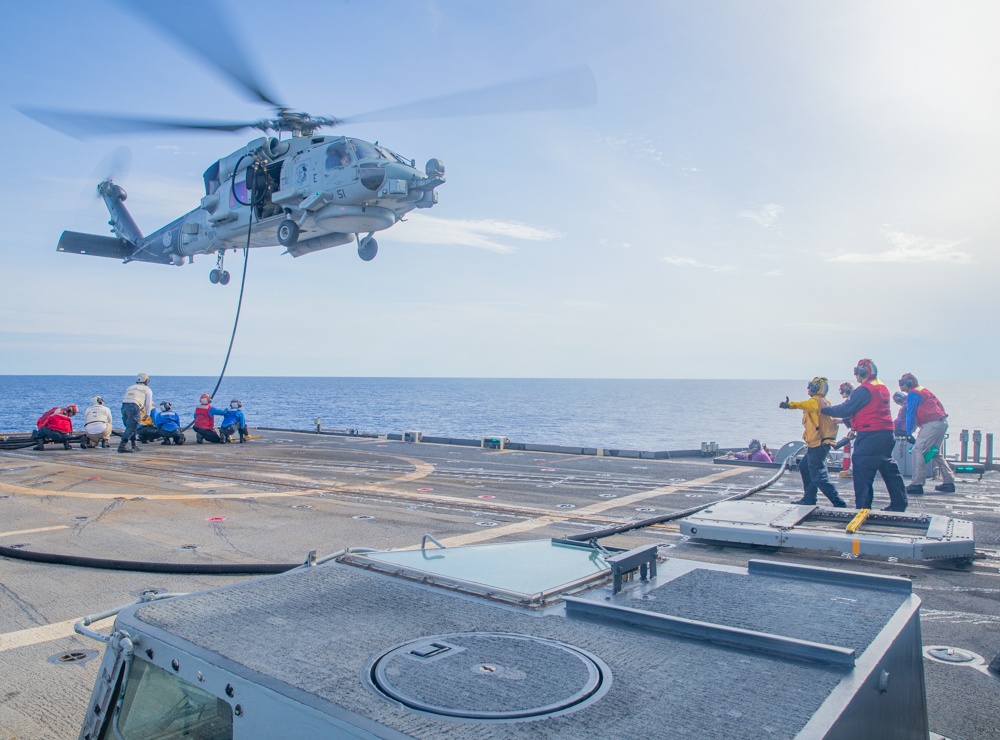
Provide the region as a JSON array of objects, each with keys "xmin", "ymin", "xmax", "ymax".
[
  {"xmin": 0, "ymin": 525, "xmax": 70, "ymax": 538},
  {"xmin": 0, "ymin": 616, "xmax": 112, "ymax": 652}
]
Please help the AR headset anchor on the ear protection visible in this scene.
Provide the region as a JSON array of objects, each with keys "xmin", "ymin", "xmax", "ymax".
[
  {"xmin": 230, "ymin": 399, "xmax": 242, "ymax": 409},
  {"xmin": 160, "ymin": 401, "xmax": 171, "ymax": 411},
  {"xmin": 853, "ymin": 359, "xmax": 877, "ymax": 381},
  {"xmin": 898, "ymin": 373, "xmax": 918, "ymax": 391},
  {"xmin": 807, "ymin": 377, "xmax": 829, "ymax": 396}
]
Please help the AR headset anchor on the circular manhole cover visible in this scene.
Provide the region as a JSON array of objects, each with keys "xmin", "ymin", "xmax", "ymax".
[
  {"xmin": 926, "ymin": 646, "xmax": 978, "ymax": 664},
  {"xmin": 368, "ymin": 633, "xmax": 610, "ymax": 720}
]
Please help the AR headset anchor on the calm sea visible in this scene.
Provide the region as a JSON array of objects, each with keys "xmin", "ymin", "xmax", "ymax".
[{"xmin": 0, "ymin": 376, "xmax": 995, "ymax": 452}]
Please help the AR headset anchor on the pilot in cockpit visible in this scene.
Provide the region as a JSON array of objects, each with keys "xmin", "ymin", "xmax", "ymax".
[{"xmin": 326, "ymin": 143, "xmax": 352, "ymax": 168}]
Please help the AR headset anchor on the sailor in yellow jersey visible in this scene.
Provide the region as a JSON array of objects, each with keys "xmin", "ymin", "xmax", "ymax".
[{"xmin": 779, "ymin": 377, "xmax": 847, "ymax": 507}]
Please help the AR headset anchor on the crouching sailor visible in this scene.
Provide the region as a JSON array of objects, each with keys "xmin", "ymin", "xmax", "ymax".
[
  {"xmin": 193, "ymin": 394, "xmax": 225, "ymax": 443},
  {"xmin": 152, "ymin": 401, "xmax": 184, "ymax": 445},
  {"xmin": 83, "ymin": 396, "xmax": 112, "ymax": 448},
  {"xmin": 821, "ymin": 359, "xmax": 908, "ymax": 511},
  {"xmin": 34, "ymin": 405, "xmax": 78, "ymax": 450},
  {"xmin": 220, "ymin": 399, "xmax": 248, "ymax": 443},
  {"xmin": 779, "ymin": 377, "xmax": 847, "ymax": 507}
]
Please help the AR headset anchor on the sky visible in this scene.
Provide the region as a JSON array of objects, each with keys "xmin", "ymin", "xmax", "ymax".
[{"xmin": 2, "ymin": 1, "xmax": 998, "ymax": 380}]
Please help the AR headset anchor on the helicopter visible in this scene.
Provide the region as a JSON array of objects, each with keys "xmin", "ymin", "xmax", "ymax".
[{"xmin": 22, "ymin": 1, "xmax": 595, "ymax": 285}]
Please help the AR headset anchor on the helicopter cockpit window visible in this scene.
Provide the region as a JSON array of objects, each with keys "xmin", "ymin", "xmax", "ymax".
[
  {"xmin": 349, "ymin": 139, "xmax": 382, "ymax": 162},
  {"xmin": 325, "ymin": 143, "xmax": 353, "ymax": 169}
]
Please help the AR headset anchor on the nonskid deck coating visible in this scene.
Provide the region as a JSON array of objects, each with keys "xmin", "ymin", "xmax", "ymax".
[{"xmin": 1, "ymin": 429, "xmax": 999, "ymax": 739}]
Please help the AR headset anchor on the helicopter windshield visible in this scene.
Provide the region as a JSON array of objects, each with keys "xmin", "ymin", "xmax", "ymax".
[
  {"xmin": 349, "ymin": 139, "xmax": 382, "ymax": 161},
  {"xmin": 325, "ymin": 142, "xmax": 353, "ymax": 169}
]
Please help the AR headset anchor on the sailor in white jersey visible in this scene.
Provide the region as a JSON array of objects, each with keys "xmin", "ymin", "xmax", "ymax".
[{"xmin": 119, "ymin": 373, "xmax": 153, "ymax": 453}]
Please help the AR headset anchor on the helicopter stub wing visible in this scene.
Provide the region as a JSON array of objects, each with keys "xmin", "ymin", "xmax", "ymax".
[{"xmin": 57, "ymin": 231, "xmax": 174, "ymax": 265}]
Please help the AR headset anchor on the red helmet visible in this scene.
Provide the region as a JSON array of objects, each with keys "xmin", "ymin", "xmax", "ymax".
[
  {"xmin": 838, "ymin": 382, "xmax": 854, "ymax": 396},
  {"xmin": 64, "ymin": 404, "xmax": 78, "ymax": 416},
  {"xmin": 853, "ymin": 359, "xmax": 877, "ymax": 381},
  {"xmin": 199, "ymin": 393, "xmax": 212, "ymax": 405},
  {"xmin": 898, "ymin": 373, "xmax": 918, "ymax": 391}
]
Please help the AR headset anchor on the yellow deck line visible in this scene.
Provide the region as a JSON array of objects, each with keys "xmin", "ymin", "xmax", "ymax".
[
  {"xmin": 0, "ymin": 616, "xmax": 112, "ymax": 653},
  {"xmin": 0, "ymin": 525, "xmax": 71, "ymax": 538}
]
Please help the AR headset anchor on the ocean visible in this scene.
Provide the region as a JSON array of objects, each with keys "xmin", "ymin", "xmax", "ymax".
[{"xmin": 1, "ymin": 376, "xmax": 995, "ymax": 453}]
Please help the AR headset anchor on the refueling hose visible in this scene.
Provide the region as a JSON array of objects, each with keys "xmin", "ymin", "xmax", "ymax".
[{"xmin": 567, "ymin": 448, "xmax": 802, "ymax": 542}]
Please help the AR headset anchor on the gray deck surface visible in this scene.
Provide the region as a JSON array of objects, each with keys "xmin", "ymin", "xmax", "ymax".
[{"xmin": 1, "ymin": 429, "xmax": 999, "ymax": 739}]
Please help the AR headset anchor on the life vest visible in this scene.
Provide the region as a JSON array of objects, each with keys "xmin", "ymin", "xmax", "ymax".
[
  {"xmin": 36, "ymin": 407, "xmax": 59, "ymax": 429},
  {"xmin": 815, "ymin": 396, "xmax": 839, "ymax": 445},
  {"xmin": 194, "ymin": 405, "xmax": 216, "ymax": 430},
  {"xmin": 850, "ymin": 379, "xmax": 894, "ymax": 432},
  {"xmin": 85, "ymin": 405, "xmax": 112, "ymax": 426},
  {"xmin": 42, "ymin": 410, "xmax": 73, "ymax": 434},
  {"xmin": 913, "ymin": 386, "xmax": 947, "ymax": 426},
  {"xmin": 123, "ymin": 383, "xmax": 148, "ymax": 407}
]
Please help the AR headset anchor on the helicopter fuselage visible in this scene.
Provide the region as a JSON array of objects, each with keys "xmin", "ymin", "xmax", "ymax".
[{"xmin": 59, "ymin": 134, "xmax": 444, "ymax": 277}]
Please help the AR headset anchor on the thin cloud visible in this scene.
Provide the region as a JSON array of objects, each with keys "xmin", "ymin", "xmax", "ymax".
[
  {"xmin": 662, "ymin": 256, "xmax": 734, "ymax": 273},
  {"xmin": 393, "ymin": 214, "xmax": 562, "ymax": 253},
  {"xmin": 828, "ymin": 228, "xmax": 972, "ymax": 264},
  {"xmin": 600, "ymin": 238, "xmax": 632, "ymax": 249},
  {"xmin": 741, "ymin": 203, "xmax": 784, "ymax": 227},
  {"xmin": 600, "ymin": 133, "xmax": 664, "ymax": 163}
]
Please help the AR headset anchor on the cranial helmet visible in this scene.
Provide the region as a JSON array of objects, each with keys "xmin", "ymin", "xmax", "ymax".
[
  {"xmin": 199, "ymin": 393, "xmax": 212, "ymax": 405},
  {"xmin": 91, "ymin": 396, "xmax": 104, "ymax": 406},
  {"xmin": 898, "ymin": 373, "xmax": 918, "ymax": 392},
  {"xmin": 64, "ymin": 404, "xmax": 78, "ymax": 416},
  {"xmin": 230, "ymin": 399, "xmax": 242, "ymax": 409},
  {"xmin": 892, "ymin": 391, "xmax": 907, "ymax": 405},
  {"xmin": 136, "ymin": 372, "xmax": 150, "ymax": 384},
  {"xmin": 160, "ymin": 401, "xmax": 172, "ymax": 412},
  {"xmin": 807, "ymin": 377, "xmax": 829, "ymax": 396},
  {"xmin": 839, "ymin": 382, "xmax": 854, "ymax": 396},
  {"xmin": 853, "ymin": 359, "xmax": 877, "ymax": 381}
]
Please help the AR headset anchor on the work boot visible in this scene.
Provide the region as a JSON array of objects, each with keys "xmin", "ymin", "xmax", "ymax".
[
  {"xmin": 63, "ymin": 441, "xmax": 72, "ymax": 450},
  {"xmin": 118, "ymin": 446, "xmax": 132, "ymax": 453},
  {"xmin": 905, "ymin": 484, "xmax": 924, "ymax": 496},
  {"xmin": 881, "ymin": 505, "xmax": 907, "ymax": 512},
  {"xmin": 161, "ymin": 439, "xmax": 171, "ymax": 445},
  {"xmin": 832, "ymin": 501, "xmax": 848, "ymax": 508},
  {"xmin": 34, "ymin": 440, "xmax": 45, "ymax": 451},
  {"xmin": 790, "ymin": 498, "xmax": 817, "ymax": 506},
  {"xmin": 934, "ymin": 482, "xmax": 956, "ymax": 493}
]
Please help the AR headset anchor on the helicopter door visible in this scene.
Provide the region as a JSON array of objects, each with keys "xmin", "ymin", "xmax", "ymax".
[{"xmin": 248, "ymin": 161, "xmax": 283, "ymax": 220}]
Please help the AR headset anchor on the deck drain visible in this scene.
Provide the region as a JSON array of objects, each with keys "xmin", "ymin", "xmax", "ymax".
[
  {"xmin": 353, "ymin": 515, "xmax": 375, "ymax": 520},
  {"xmin": 635, "ymin": 508, "xmax": 657, "ymax": 513},
  {"xmin": 292, "ymin": 504, "xmax": 312, "ymax": 509},
  {"xmin": 206, "ymin": 516, "xmax": 226, "ymax": 522},
  {"xmin": 176, "ymin": 544, "xmax": 202, "ymax": 551},
  {"xmin": 598, "ymin": 494, "xmax": 618, "ymax": 499},
  {"xmin": 48, "ymin": 650, "xmax": 98, "ymax": 666},
  {"xmin": 555, "ymin": 504, "xmax": 576, "ymax": 509},
  {"xmin": 367, "ymin": 632, "xmax": 610, "ymax": 721},
  {"xmin": 70, "ymin": 516, "xmax": 91, "ymax": 522},
  {"xmin": 476, "ymin": 521, "xmax": 499, "ymax": 527}
]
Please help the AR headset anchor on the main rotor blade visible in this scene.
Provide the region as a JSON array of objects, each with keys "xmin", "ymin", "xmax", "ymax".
[
  {"xmin": 19, "ymin": 107, "xmax": 255, "ymax": 139},
  {"xmin": 339, "ymin": 66, "xmax": 598, "ymax": 124},
  {"xmin": 119, "ymin": 0, "xmax": 281, "ymax": 108}
]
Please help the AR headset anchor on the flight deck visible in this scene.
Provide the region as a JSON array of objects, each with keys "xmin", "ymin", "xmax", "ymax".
[{"xmin": 1, "ymin": 429, "xmax": 999, "ymax": 738}]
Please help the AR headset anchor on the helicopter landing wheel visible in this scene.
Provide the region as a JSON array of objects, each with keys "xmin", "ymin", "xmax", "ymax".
[
  {"xmin": 220, "ymin": 270, "xmax": 231, "ymax": 285},
  {"xmin": 277, "ymin": 219, "xmax": 299, "ymax": 247},
  {"xmin": 209, "ymin": 269, "xmax": 221, "ymax": 284},
  {"xmin": 358, "ymin": 235, "xmax": 378, "ymax": 262}
]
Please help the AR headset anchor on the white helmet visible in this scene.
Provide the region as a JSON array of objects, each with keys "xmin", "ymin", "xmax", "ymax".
[
  {"xmin": 136, "ymin": 372, "xmax": 149, "ymax": 384},
  {"xmin": 91, "ymin": 395, "xmax": 104, "ymax": 406}
]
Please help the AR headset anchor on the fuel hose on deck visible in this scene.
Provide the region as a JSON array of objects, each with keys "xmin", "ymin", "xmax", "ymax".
[
  {"xmin": 566, "ymin": 449, "xmax": 801, "ymax": 542},
  {"xmin": 0, "ymin": 544, "xmax": 298, "ymax": 575}
]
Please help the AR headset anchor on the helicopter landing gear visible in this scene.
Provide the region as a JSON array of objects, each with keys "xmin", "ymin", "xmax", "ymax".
[
  {"xmin": 277, "ymin": 219, "xmax": 299, "ymax": 247},
  {"xmin": 358, "ymin": 234, "xmax": 378, "ymax": 262},
  {"xmin": 209, "ymin": 251, "xmax": 231, "ymax": 285}
]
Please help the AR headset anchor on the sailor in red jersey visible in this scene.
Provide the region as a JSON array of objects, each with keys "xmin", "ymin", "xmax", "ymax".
[
  {"xmin": 821, "ymin": 359, "xmax": 908, "ymax": 511},
  {"xmin": 899, "ymin": 373, "xmax": 956, "ymax": 495},
  {"xmin": 34, "ymin": 405, "xmax": 78, "ymax": 450}
]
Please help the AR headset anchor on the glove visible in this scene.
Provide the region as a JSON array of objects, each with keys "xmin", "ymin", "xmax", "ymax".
[
  {"xmin": 906, "ymin": 435, "xmax": 916, "ymax": 444},
  {"xmin": 833, "ymin": 437, "xmax": 850, "ymax": 450},
  {"xmin": 778, "ymin": 396, "xmax": 790, "ymax": 409}
]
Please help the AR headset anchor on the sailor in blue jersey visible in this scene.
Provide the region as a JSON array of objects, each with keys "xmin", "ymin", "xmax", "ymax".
[
  {"xmin": 151, "ymin": 401, "xmax": 184, "ymax": 445},
  {"xmin": 220, "ymin": 399, "xmax": 248, "ymax": 443}
]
